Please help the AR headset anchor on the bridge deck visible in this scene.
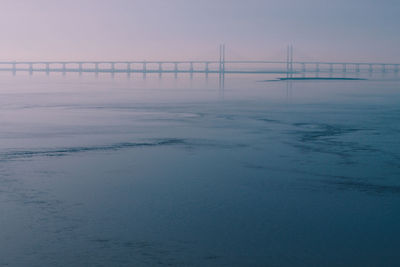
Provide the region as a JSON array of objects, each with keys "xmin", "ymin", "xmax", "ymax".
[{"xmin": 0, "ymin": 60, "xmax": 398, "ymax": 74}]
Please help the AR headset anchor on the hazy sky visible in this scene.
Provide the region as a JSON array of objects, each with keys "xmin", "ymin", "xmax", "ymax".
[{"xmin": 0, "ymin": 0, "xmax": 399, "ymax": 62}]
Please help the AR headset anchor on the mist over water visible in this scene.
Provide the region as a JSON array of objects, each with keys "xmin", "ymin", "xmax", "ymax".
[{"xmin": 1, "ymin": 72, "xmax": 400, "ymax": 266}]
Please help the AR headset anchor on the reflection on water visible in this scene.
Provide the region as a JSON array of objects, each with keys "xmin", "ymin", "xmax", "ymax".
[{"xmin": 0, "ymin": 73, "xmax": 400, "ymax": 266}]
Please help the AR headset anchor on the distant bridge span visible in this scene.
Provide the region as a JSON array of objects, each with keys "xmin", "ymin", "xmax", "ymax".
[{"xmin": 0, "ymin": 60, "xmax": 398, "ymax": 76}]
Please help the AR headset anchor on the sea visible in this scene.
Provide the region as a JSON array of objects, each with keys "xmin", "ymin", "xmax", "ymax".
[{"xmin": 0, "ymin": 72, "xmax": 399, "ymax": 266}]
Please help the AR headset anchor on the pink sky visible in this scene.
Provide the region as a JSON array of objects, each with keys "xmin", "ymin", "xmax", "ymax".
[{"xmin": 0, "ymin": 0, "xmax": 399, "ymax": 62}]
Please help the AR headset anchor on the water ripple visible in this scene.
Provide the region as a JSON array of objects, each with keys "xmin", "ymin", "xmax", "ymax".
[
  {"xmin": 0, "ymin": 138, "xmax": 186, "ymax": 161},
  {"xmin": 0, "ymin": 138, "xmax": 248, "ymax": 162}
]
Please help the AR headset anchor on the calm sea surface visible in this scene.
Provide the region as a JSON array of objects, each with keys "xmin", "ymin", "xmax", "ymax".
[{"xmin": 0, "ymin": 73, "xmax": 400, "ymax": 266}]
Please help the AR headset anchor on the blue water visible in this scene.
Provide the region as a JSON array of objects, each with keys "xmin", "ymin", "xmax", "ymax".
[{"xmin": 1, "ymin": 73, "xmax": 400, "ymax": 266}]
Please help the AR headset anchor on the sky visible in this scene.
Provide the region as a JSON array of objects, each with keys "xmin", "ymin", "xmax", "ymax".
[{"xmin": 0, "ymin": 0, "xmax": 399, "ymax": 62}]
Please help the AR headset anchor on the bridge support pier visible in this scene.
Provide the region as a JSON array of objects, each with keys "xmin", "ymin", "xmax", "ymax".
[
  {"xmin": 190, "ymin": 62, "xmax": 194, "ymax": 79},
  {"xmin": 219, "ymin": 44, "xmax": 226, "ymax": 89},
  {"xmin": 126, "ymin": 63, "xmax": 131, "ymax": 77},
  {"xmin": 142, "ymin": 62, "xmax": 147, "ymax": 78},
  {"xmin": 300, "ymin": 63, "xmax": 305, "ymax": 77},
  {"xmin": 174, "ymin": 62, "xmax": 178, "ymax": 78},
  {"xmin": 158, "ymin": 63, "xmax": 162, "ymax": 77},
  {"xmin": 46, "ymin": 63, "xmax": 50, "ymax": 75}
]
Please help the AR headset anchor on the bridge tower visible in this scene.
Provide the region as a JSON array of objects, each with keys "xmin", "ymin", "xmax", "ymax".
[
  {"xmin": 219, "ymin": 44, "xmax": 226, "ymax": 89},
  {"xmin": 286, "ymin": 45, "xmax": 293, "ymax": 78},
  {"xmin": 219, "ymin": 44, "xmax": 226, "ymax": 75}
]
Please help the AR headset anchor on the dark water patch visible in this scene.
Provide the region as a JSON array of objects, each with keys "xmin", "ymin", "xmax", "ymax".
[
  {"xmin": 289, "ymin": 142, "xmax": 355, "ymax": 164},
  {"xmin": 296, "ymin": 169, "xmax": 361, "ymax": 181},
  {"xmin": 284, "ymin": 167, "xmax": 400, "ymax": 196},
  {"xmin": 323, "ymin": 180, "xmax": 400, "ymax": 196},
  {"xmin": 243, "ymin": 163, "xmax": 268, "ymax": 170},
  {"xmin": 88, "ymin": 239, "xmax": 191, "ymax": 266},
  {"xmin": 192, "ymin": 140, "xmax": 248, "ymax": 150},
  {"xmin": 256, "ymin": 118, "xmax": 281, "ymax": 123},
  {"xmin": 177, "ymin": 140, "xmax": 249, "ymax": 156},
  {"xmin": 290, "ymin": 140, "xmax": 379, "ymax": 160},
  {"xmin": 292, "ymin": 122, "xmax": 361, "ymax": 141},
  {"xmin": 92, "ymin": 239, "xmax": 111, "ymax": 244},
  {"xmin": 288, "ymin": 123, "xmax": 378, "ymax": 163},
  {"xmin": 216, "ymin": 114, "xmax": 236, "ymax": 120},
  {"xmin": 204, "ymin": 254, "xmax": 220, "ymax": 260}
]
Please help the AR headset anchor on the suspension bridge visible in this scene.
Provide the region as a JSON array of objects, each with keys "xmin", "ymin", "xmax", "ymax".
[{"xmin": 0, "ymin": 45, "xmax": 398, "ymax": 77}]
